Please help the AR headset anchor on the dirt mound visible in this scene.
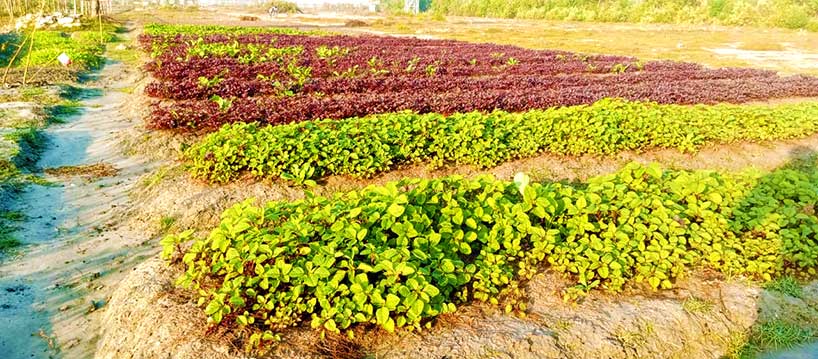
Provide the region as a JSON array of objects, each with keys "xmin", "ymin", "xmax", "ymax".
[{"xmin": 100, "ymin": 254, "xmax": 818, "ymax": 359}]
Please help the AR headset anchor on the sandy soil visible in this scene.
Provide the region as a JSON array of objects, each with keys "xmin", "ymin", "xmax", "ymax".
[
  {"xmin": 98, "ymin": 255, "xmax": 818, "ymax": 359},
  {"xmin": 0, "ymin": 26, "xmax": 163, "ymax": 358},
  {"xmin": 119, "ymin": 6, "xmax": 818, "ymax": 76}
]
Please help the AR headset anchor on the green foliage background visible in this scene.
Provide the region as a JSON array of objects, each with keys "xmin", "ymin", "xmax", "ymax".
[{"xmin": 406, "ymin": 0, "xmax": 818, "ymax": 31}]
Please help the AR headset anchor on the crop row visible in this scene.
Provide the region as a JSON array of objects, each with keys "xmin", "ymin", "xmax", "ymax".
[
  {"xmin": 142, "ymin": 24, "xmax": 323, "ymax": 37},
  {"xmin": 162, "ymin": 161, "xmax": 818, "ymax": 344},
  {"xmin": 140, "ymin": 27, "xmax": 818, "ymax": 132},
  {"xmin": 139, "ymin": 31, "xmax": 786, "ymax": 98},
  {"xmin": 151, "ymin": 76, "xmax": 818, "ymax": 130},
  {"xmin": 144, "ymin": 67, "xmax": 786, "ymax": 101},
  {"xmin": 185, "ymin": 99, "xmax": 818, "ymax": 184}
]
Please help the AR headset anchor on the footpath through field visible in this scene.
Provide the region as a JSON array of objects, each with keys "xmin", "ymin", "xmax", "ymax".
[{"xmin": 0, "ymin": 27, "xmax": 155, "ymax": 358}]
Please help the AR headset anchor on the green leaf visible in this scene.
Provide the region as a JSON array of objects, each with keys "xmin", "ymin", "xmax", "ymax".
[
  {"xmin": 383, "ymin": 317, "xmax": 396, "ymax": 333},
  {"xmin": 385, "ymin": 294, "xmax": 400, "ymax": 310},
  {"xmin": 388, "ymin": 203, "xmax": 405, "ymax": 217},
  {"xmin": 440, "ymin": 260, "xmax": 455, "ymax": 273},
  {"xmin": 376, "ymin": 307, "xmax": 390, "ymax": 325},
  {"xmin": 575, "ymin": 196, "xmax": 587, "ymax": 210},
  {"xmin": 324, "ymin": 319, "xmax": 338, "ymax": 332},
  {"xmin": 423, "ymin": 284, "xmax": 440, "ymax": 297},
  {"xmin": 646, "ymin": 163, "xmax": 663, "ymax": 179},
  {"xmin": 648, "ymin": 277, "xmax": 660, "ymax": 289}
]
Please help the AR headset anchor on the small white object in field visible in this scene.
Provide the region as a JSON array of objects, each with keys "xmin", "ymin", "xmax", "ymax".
[
  {"xmin": 513, "ymin": 172, "xmax": 530, "ymax": 196},
  {"xmin": 115, "ymin": 44, "xmax": 128, "ymax": 51},
  {"xmin": 677, "ymin": 42, "xmax": 684, "ymax": 49},
  {"xmin": 58, "ymin": 53, "xmax": 72, "ymax": 67}
]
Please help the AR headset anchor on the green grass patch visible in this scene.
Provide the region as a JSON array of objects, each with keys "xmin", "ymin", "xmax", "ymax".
[
  {"xmin": 186, "ymin": 99, "xmax": 818, "ymax": 184},
  {"xmin": 0, "ymin": 210, "xmax": 24, "ymax": 256},
  {"xmin": 59, "ymin": 84, "xmax": 103, "ymax": 100},
  {"xmin": 0, "ymin": 234, "xmax": 21, "ymax": 254},
  {"xmin": 0, "ymin": 127, "xmax": 46, "ymax": 184},
  {"xmin": 44, "ymin": 100, "xmax": 82, "ymax": 123},
  {"xmin": 738, "ymin": 321, "xmax": 815, "ymax": 357},
  {"xmin": 159, "ymin": 216, "xmax": 176, "ymax": 234},
  {"xmin": 682, "ymin": 297, "xmax": 714, "ymax": 314},
  {"xmin": 763, "ymin": 276, "xmax": 804, "ymax": 298},
  {"xmin": 0, "ymin": 210, "xmax": 25, "ymax": 221}
]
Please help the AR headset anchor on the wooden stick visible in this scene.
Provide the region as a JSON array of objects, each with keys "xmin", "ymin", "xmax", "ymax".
[
  {"xmin": 21, "ymin": 19, "xmax": 36, "ymax": 84},
  {"xmin": 22, "ymin": 0, "xmax": 45, "ymax": 85},
  {"xmin": 2, "ymin": 31, "xmax": 30, "ymax": 84}
]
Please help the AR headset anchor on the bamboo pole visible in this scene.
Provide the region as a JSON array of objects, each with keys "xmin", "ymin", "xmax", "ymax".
[
  {"xmin": 21, "ymin": 23, "xmax": 35, "ymax": 85},
  {"xmin": 2, "ymin": 32, "xmax": 30, "ymax": 84},
  {"xmin": 4, "ymin": 0, "xmax": 14, "ymax": 24}
]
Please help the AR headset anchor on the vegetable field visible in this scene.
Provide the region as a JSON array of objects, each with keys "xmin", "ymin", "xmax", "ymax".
[
  {"xmin": 147, "ymin": 24, "xmax": 818, "ymax": 354},
  {"xmin": 140, "ymin": 25, "xmax": 818, "ymax": 131}
]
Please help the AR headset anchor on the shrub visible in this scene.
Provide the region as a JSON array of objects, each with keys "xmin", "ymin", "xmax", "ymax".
[{"xmin": 772, "ymin": 4, "xmax": 811, "ymax": 29}]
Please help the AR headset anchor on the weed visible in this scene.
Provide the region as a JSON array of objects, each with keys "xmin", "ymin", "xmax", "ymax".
[
  {"xmin": 614, "ymin": 321, "xmax": 654, "ymax": 350},
  {"xmin": 0, "ymin": 212, "xmax": 22, "ymax": 255},
  {"xmin": 744, "ymin": 321, "xmax": 814, "ymax": 354},
  {"xmin": 0, "ymin": 234, "xmax": 21, "ymax": 254},
  {"xmin": 159, "ymin": 216, "xmax": 177, "ymax": 234},
  {"xmin": 722, "ymin": 331, "xmax": 750, "ymax": 359},
  {"xmin": 553, "ymin": 319, "xmax": 573, "ymax": 331},
  {"xmin": 682, "ymin": 297, "xmax": 714, "ymax": 314},
  {"xmin": 0, "ymin": 211, "xmax": 25, "ymax": 221},
  {"xmin": 764, "ymin": 276, "xmax": 803, "ymax": 298}
]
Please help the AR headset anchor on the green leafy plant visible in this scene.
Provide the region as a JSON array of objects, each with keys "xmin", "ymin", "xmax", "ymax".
[
  {"xmin": 165, "ymin": 161, "xmax": 818, "ymax": 348},
  {"xmin": 425, "ymin": 63, "xmax": 438, "ymax": 76},
  {"xmin": 333, "ymin": 65, "xmax": 360, "ymax": 79},
  {"xmin": 763, "ymin": 276, "xmax": 803, "ymax": 298},
  {"xmin": 367, "ymin": 56, "xmax": 389, "ymax": 76},
  {"xmin": 405, "ymin": 56, "xmax": 421, "ymax": 72},
  {"xmin": 184, "ymin": 99, "xmax": 818, "ymax": 184},
  {"xmin": 197, "ymin": 71, "xmax": 226, "ymax": 89},
  {"xmin": 210, "ymin": 95, "xmax": 233, "ymax": 113},
  {"xmin": 316, "ymin": 45, "xmax": 350, "ymax": 67},
  {"xmin": 611, "ymin": 63, "xmax": 630, "ymax": 74}
]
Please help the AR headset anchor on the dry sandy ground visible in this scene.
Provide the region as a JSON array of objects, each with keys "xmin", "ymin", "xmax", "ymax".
[
  {"xmin": 0, "ymin": 30, "xmax": 162, "ymax": 358},
  {"xmin": 118, "ymin": 7, "xmax": 818, "ymax": 75}
]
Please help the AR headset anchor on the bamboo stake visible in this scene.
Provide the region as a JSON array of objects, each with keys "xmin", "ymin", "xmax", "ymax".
[
  {"xmin": 4, "ymin": 0, "xmax": 13, "ymax": 25},
  {"xmin": 21, "ymin": 0, "xmax": 47, "ymax": 85},
  {"xmin": 21, "ymin": 18, "xmax": 36, "ymax": 84},
  {"xmin": 2, "ymin": 31, "xmax": 30, "ymax": 84}
]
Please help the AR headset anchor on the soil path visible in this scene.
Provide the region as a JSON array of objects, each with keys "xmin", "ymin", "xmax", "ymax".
[{"xmin": 0, "ymin": 28, "xmax": 155, "ymax": 358}]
